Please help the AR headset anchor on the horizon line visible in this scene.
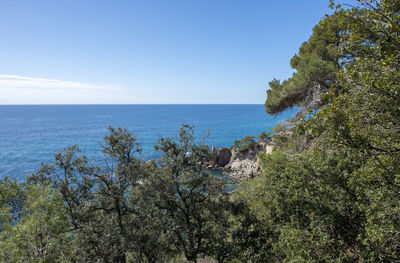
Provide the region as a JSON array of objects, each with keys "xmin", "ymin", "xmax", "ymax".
[{"xmin": 0, "ymin": 103, "xmax": 265, "ymax": 106}]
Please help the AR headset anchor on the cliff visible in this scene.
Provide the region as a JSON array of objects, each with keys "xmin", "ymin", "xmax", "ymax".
[{"xmin": 210, "ymin": 138, "xmax": 273, "ymax": 180}]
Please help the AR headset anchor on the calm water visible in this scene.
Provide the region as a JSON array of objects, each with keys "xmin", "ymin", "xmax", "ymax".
[{"xmin": 0, "ymin": 105, "xmax": 296, "ymax": 180}]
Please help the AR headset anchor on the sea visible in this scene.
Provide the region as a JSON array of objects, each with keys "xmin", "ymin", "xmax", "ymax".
[{"xmin": 0, "ymin": 105, "xmax": 296, "ymax": 181}]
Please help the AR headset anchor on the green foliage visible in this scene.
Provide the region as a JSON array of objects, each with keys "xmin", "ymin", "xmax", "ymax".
[
  {"xmin": 270, "ymin": 121, "xmax": 287, "ymax": 134},
  {"xmin": 232, "ymin": 135, "xmax": 258, "ymax": 152},
  {"xmin": 229, "ymin": 192, "xmax": 276, "ymax": 262},
  {"xmin": 264, "ymin": 11, "xmax": 350, "ymax": 115},
  {"xmin": 266, "ymin": 120, "xmax": 308, "ymax": 153},
  {"xmin": 0, "ymin": 184, "xmax": 72, "ymax": 263},
  {"xmin": 257, "ymin": 131, "xmax": 271, "ymax": 141},
  {"xmin": 302, "ymin": 1, "xmax": 400, "ymax": 259},
  {"xmin": 238, "ymin": 136, "xmax": 257, "ymax": 152},
  {"xmin": 30, "ymin": 127, "xmax": 175, "ymax": 263},
  {"xmin": 0, "ymin": 177, "xmax": 24, "ymax": 231},
  {"xmin": 243, "ymin": 1, "xmax": 400, "ymax": 261},
  {"xmin": 10, "ymin": 125, "xmax": 231, "ymax": 263},
  {"xmin": 146, "ymin": 124, "xmax": 231, "ymax": 262}
]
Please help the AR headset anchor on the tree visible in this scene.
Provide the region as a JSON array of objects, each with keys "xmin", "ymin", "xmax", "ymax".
[
  {"xmin": 306, "ymin": 0, "xmax": 400, "ymax": 259},
  {"xmin": 29, "ymin": 125, "xmax": 232, "ymax": 262},
  {"xmin": 250, "ymin": 0, "xmax": 400, "ymax": 261},
  {"xmin": 144, "ymin": 124, "xmax": 231, "ymax": 262},
  {"xmin": 257, "ymin": 131, "xmax": 271, "ymax": 141},
  {"xmin": 232, "ymin": 136, "xmax": 258, "ymax": 152},
  {"xmin": 264, "ymin": 11, "xmax": 352, "ymax": 116},
  {"xmin": 0, "ymin": 177, "xmax": 24, "ymax": 232},
  {"xmin": 0, "ymin": 184, "xmax": 72, "ymax": 263},
  {"xmin": 31, "ymin": 127, "xmax": 173, "ymax": 263}
]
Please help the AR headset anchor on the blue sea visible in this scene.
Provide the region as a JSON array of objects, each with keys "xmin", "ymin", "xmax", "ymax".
[{"xmin": 0, "ymin": 105, "xmax": 296, "ymax": 180}]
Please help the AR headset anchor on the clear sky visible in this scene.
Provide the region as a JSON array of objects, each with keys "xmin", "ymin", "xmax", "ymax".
[{"xmin": 0, "ymin": 0, "xmax": 333, "ymax": 104}]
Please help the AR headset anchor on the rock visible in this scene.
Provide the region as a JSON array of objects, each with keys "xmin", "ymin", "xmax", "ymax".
[
  {"xmin": 209, "ymin": 138, "xmax": 274, "ymax": 180},
  {"xmin": 216, "ymin": 147, "xmax": 231, "ymax": 167},
  {"xmin": 210, "ymin": 147, "xmax": 232, "ymax": 168},
  {"xmin": 228, "ymin": 138, "xmax": 272, "ymax": 180}
]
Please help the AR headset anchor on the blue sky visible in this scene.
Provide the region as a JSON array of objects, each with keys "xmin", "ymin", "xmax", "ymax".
[{"xmin": 0, "ymin": 0, "xmax": 333, "ymax": 104}]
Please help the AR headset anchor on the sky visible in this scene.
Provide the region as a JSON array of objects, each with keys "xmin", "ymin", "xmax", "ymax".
[{"xmin": 0, "ymin": 0, "xmax": 333, "ymax": 104}]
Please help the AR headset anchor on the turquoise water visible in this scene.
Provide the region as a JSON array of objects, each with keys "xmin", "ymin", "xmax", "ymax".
[
  {"xmin": 208, "ymin": 169, "xmax": 239, "ymax": 192},
  {"xmin": 0, "ymin": 105, "xmax": 296, "ymax": 180}
]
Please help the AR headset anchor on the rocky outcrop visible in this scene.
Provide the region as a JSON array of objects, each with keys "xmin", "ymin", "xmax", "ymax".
[
  {"xmin": 210, "ymin": 139, "xmax": 273, "ymax": 180},
  {"xmin": 225, "ymin": 139, "xmax": 273, "ymax": 180},
  {"xmin": 215, "ymin": 147, "xmax": 232, "ymax": 167},
  {"xmin": 209, "ymin": 147, "xmax": 231, "ymax": 169}
]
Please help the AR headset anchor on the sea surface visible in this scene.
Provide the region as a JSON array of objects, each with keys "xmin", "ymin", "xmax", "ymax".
[{"xmin": 0, "ymin": 105, "xmax": 296, "ymax": 180}]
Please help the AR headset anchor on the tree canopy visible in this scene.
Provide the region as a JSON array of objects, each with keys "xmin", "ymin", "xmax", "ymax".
[
  {"xmin": 264, "ymin": 10, "xmax": 353, "ymax": 115},
  {"xmin": 252, "ymin": 0, "xmax": 400, "ymax": 261}
]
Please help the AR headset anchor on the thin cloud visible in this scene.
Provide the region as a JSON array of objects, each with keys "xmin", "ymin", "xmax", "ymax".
[{"xmin": 0, "ymin": 74, "xmax": 121, "ymax": 91}]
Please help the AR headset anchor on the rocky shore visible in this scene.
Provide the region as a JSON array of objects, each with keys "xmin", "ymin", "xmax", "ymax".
[{"xmin": 209, "ymin": 138, "xmax": 273, "ymax": 180}]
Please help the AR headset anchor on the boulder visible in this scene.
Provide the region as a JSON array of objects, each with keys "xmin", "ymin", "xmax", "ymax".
[
  {"xmin": 216, "ymin": 147, "xmax": 232, "ymax": 167},
  {"xmin": 209, "ymin": 147, "xmax": 232, "ymax": 168},
  {"xmin": 228, "ymin": 139, "xmax": 273, "ymax": 180}
]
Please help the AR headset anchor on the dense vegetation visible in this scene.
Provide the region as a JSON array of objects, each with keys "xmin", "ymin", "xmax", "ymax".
[{"xmin": 1, "ymin": 0, "xmax": 399, "ymax": 262}]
